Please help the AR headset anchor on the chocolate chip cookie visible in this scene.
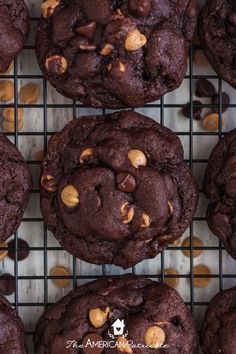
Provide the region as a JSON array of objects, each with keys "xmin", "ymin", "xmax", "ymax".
[
  {"xmin": 40, "ymin": 110, "xmax": 198, "ymax": 268},
  {"xmin": 203, "ymin": 129, "xmax": 236, "ymax": 259},
  {"xmin": 34, "ymin": 274, "xmax": 199, "ymax": 353},
  {"xmin": 199, "ymin": 0, "xmax": 236, "ymax": 88},
  {"xmin": 0, "ymin": 293, "xmax": 27, "ymax": 353},
  {"xmin": 200, "ymin": 286, "xmax": 236, "ymax": 354},
  {"xmin": 36, "ymin": 0, "xmax": 199, "ymax": 108},
  {"xmin": 0, "ymin": 134, "xmax": 32, "ymax": 244},
  {"xmin": 0, "ymin": 0, "xmax": 30, "ymax": 73}
]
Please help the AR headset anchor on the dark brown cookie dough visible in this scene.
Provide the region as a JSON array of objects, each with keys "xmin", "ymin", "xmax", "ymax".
[
  {"xmin": 36, "ymin": 0, "xmax": 199, "ymax": 108},
  {"xmin": 0, "ymin": 0, "xmax": 30, "ymax": 73},
  {"xmin": 34, "ymin": 274, "xmax": 199, "ymax": 354},
  {"xmin": 40, "ymin": 110, "xmax": 198, "ymax": 268},
  {"xmin": 203, "ymin": 129, "xmax": 236, "ymax": 260},
  {"xmin": 199, "ymin": 0, "xmax": 236, "ymax": 89},
  {"xmin": 0, "ymin": 293, "xmax": 27, "ymax": 353},
  {"xmin": 0, "ymin": 134, "xmax": 32, "ymax": 244},
  {"xmin": 200, "ymin": 286, "xmax": 236, "ymax": 354}
]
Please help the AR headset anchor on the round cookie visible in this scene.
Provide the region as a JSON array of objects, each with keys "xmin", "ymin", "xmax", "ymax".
[
  {"xmin": 0, "ymin": 293, "xmax": 27, "ymax": 353},
  {"xmin": 0, "ymin": 134, "xmax": 32, "ymax": 243},
  {"xmin": 0, "ymin": 0, "xmax": 30, "ymax": 73},
  {"xmin": 40, "ymin": 110, "xmax": 198, "ymax": 268},
  {"xmin": 34, "ymin": 274, "xmax": 199, "ymax": 353},
  {"xmin": 203, "ymin": 129, "xmax": 236, "ymax": 259},
  {"xmin": 200, "ymin": 286, "xmax": 236, "ymax": 354},
  {"xmin": 36, "ymin": 0, "xmax": 199, "ymax": 108},
  {"xmin": 199, "ymin": 0, "xmax": 236, "ymax": 89}
]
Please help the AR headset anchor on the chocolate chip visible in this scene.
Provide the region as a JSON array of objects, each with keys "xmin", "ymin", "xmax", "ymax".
[
  {"xmin": 182, "ymin": 100, "xmax": 203, "ymax": 120},
  {"xmin": 75, "ymin": 21, "xmax": 97, "ymax": 40},
  {"xmin": 195, "ymin": 78, "xmax": 216, "ymax": 97},
  {"xmin": 116, "ymin": 172, "xmax": 136, "ymax": 193},
  {"xmin": 212, "ymin": 92, "xmax": 230, "ymax": 113},
  {"xmin": 7, "ymin": 239, "xmax": 30, "ymax": 261},
  {"xmin": 0, "ymin": 274, "xmax": 15, "ymax": 295},
  {"xmin": 128, "ymin": 0, "xmax": 152, "ymax": 17}
]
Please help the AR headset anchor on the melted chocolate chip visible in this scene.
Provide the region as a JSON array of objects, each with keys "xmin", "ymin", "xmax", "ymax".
[
  {"xmin": 116, "ymin": 172, "xmax": 136, "ymax": 193},
  {"xmin": 104, "ymin": 18, "xmax": 135, "ymax": 44},
  {"xmin": 75, "ymin": 21, "xmax": 97, "ymax": 40},
  {"xmin": 128, "ymin": 0, "xmax": 152, "ymax": 17}
]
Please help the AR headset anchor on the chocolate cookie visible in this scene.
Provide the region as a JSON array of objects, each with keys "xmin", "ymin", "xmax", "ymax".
[
  {"xmin": 36, "ymin": 0, "xmax": 199, "ymax": 108},
  {"xmin": 0, "ymin": 293, "xmax": 27, "ymax": 353},
  {"xmin": 40, "ymin": 110, "xmax": 198, "ymax": 268},
  {"xmin": 0, "ymin": 134, "xmax": 32, "ymax": 244},
  {"xmin": 0, "ymin": 0, "xmax": 30, "ymax": 73},
  {"xmin": 200, "ymin": 286, "xmax": 236, "ymax": 354},
  {"xmin": 199, "ymin": 0, "xmax": 236, "ymax": 89},
  {"xmin": 34, "ymin": 274, "xmax": 199, "ymax": 353},
  {"xmin": 203, "ymin": 129, "xmax": 236, "ymax": 259}
]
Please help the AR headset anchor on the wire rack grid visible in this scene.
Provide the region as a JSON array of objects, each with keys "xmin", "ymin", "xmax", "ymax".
[{"xmin": 0, "ymin": 2, "xmax": 235, "ymax": 353}]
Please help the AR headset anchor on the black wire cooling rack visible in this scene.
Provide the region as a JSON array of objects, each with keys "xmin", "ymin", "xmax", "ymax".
[{"xmin": 0, "ymin": 11, "xmax": 235, "ymax": 353}]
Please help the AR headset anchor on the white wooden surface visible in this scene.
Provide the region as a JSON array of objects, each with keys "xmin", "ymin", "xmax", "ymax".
[{"xmin": 0, "ymin": 1, "xmax": 235, "ymax": 352}]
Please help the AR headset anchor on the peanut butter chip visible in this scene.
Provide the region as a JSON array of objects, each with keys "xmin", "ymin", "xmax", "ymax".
[
  {"xmin": 140, "ymin": 213, "xmax": 151, "ymax": 228},
  {"xmin": 0, "ymin": 243, "xmax": 8, "ymax": 261},
  {"xmin": 61, "ymin": 185, "xmax": 79, "ymax": 208},
  {"xmin": 168, "ymin": 201, "xmax": 174, "ymax": 214},
  {"xmin": 194, "ymin": 51, "xmax": 209, "ymax": 68},
  {"xmin": 19, "ymin": 83, "xmax": 40, "ymax": 104},
  {"xmin": 202, "ymin": 113, "xmax": 224, "ymax": 132},
  {"xmin": 119, "ymin": 62, "xmax": 126, "ymax": 72},
  {"xmin": 116, "ymin": 337, "xmax": 133, "ymax": 354},
  {"xmin": 193, "ymin": 264, "xmax": 211, "ymax": 288},
  {"xmin": 41, "ymin": 0, "xmax": 60, "ymax": 18},
  {"xmin": 128, "ymin": 149, "xmax": 147, "ymax": 168},
  {"xmin": 34, "ymin": 150, "xmax": 44, "ymax": 161},
  {"xmin": 2, "ymin": 108, "xmax": 24, "ymax": 132},
  {"xmin": 79, "ymin": 44, "xmax": 97, "ymax": 51},
  {"xmin": 172, "ymin": 239, "xmax": 180, "ymax": 246},
  {"xmin": 114, "ymin": 8, "xmax": 125, "ymax": 20},
  {"xmin": 181, "ymin": 236, "xmax": 203, "ymax": 258},
  {"xmin": 145, "ymin": 325, "xmax": 166, "ymax": 349},
  {"xmin": 0, "ymin": 80, "xmax": 14, "ymax": 101},
  {"xmin": 3, "ymin": 108, "xmax": 24, "ymax": 122},
  {"xmin": 89, "ymin": 307, "xmax": 110, "ymax": 328},
  {"xmin": 100, "ymin": 43, "xmax": 113, "ymax": 56},
  {"xmin": 164, "ymin": 268, "xmax": 180, "ymax": 289},
  {"xmin": 3, "ymin": 120, "xmax": 23, "ymax": 132},
  {"xmin": 121, "ymin": 203, "xmax": 134, "ymax": 224},
  {"xmin": 45, "ymin": 55, "xmax": 68, "ymax": 76},
  {"xmin": 50, "ymin": 266, "xmax": 71, "ymax": 288},
  {"xmin": 107, "ymin": 63, "xmax": 113, "ymax": 72},
  {"xmin": 41, "ymin": 174, "xmax": 57, "ymax": 192},
  {"xmin": 80, "ymin": 148, "xmax": 94, "ymax": 164},
  {"xmin": 125, "ymin": 29, "xmax": 147, "ymax": 51}
]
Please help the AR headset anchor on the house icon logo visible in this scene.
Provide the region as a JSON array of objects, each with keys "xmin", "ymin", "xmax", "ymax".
[
  {"xmin": 108, "ymin": 318, "xmax": 128, "ymax": 339},
  {"xmin": 111, "ymin": 319, "xmax": 125, "ymax": 336}
]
